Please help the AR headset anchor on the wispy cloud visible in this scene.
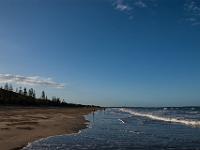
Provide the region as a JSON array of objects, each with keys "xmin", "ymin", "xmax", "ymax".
[
  {"xmin": 114, "ymin": 0, "xmax": 132, "ymax": 12},
  {"xmin": 113, "ymin": 0, "xmax": 152, "ymax": 11},
  {"xmin": 0, "ymin": 74, "xmax": 64, "ymax": 88},
  {"xmin": 184, "ymin": 0, "xmax": 200, "ymax": 26},
  {"xmin": 112, "ymin": 0, "xmax": 155, "ymax": 19},
  {"xmin": 134, "ymin": 0, "xmax": 147, "ymax": 8}
]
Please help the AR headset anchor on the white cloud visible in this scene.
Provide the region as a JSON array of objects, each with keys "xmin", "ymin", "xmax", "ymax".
[
  {"xmin": 112, "ymin": 0, "xmax": 154, "ymax": 19},
  {"xmin": 113, "ymin": 0, "xmax": 150, "ymax": 12},
  {"xmin": 134, "ymin": 0, "xmax": 147, "ymax": 8},
  {"xmin": 184, "ymin": 0, "xmax": 200, "ymax": 25},
  {"xmin": 0, "ymin": 74, "xmax": 64, "ymax": 88},
  {"xmin": 114, "ymin": 0, "xmax": 132, "ymax": 12}
]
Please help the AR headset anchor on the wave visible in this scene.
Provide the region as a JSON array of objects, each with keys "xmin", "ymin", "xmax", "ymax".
[
  {"xmin": 118, "ymin": 119, "xmax": 125, "ymax": 124},
  {"xmin": 119, "ymin": 108, "xmax": 200, "ymax": 127},
  {"xmin": 22, "ymin": 115, "xmax": 91, "ymax": 150},
  {"xmin": 22, "ymin": 130, "xmax": 83, "ymax": 150}
]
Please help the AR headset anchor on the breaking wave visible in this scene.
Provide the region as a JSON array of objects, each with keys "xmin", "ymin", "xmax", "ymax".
[{"xmin": 120, "ymin": 108, "xmax": 200, "ymax": 127}]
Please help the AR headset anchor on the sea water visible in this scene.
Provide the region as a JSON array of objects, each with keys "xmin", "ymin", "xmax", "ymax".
[{"xmin": 23, "ymin": 107, "xmax": 200, "ymax": 150}]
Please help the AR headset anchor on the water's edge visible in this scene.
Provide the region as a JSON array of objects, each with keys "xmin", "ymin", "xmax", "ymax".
[
  {"xmin": 20, "ymin": 108, "xmax": 200, "ymax": 150},
  {"xmin": 21, "ymin": 110, "xmax": 95, "ymax": 150}
]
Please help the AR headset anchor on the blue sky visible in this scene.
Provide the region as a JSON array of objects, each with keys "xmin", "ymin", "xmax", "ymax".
[{"xmin": 0, "ymin": 0, "xmax": 200, "ymax": 107}]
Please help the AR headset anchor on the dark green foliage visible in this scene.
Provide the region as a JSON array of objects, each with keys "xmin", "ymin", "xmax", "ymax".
[
  {"xmin": 0, "ymin": 84, "xmax": 99, "ymax": 108},
  {"xmin": 41, "ymin": 91, "xmax": 45, "ymax": 100},
  {"xmin": 8, "ymin": 84, "xmax": 13, "ymax": 91},
  {"xmin": 4, "ymin": 83, "xmax": 9, "ymax": 90},
  {"xmin": 28, "ymin": 88, "xmax": 34, "ymax": 97},
  {"xmin": 23, "ymin": 88, "xmax": 27, "ymax": 96},
  {"xmin": 19, "ymin": 87, "xmax": 23, "ymax": 95}
]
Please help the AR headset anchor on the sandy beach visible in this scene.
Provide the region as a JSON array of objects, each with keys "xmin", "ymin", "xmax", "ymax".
[{"xmin": 0, "ymin": 107, "xmax": 96, "ymax": 150}]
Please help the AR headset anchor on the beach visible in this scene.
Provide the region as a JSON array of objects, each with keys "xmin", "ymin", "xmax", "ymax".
[{"xmin": 0, "ymin": 107, "xmax": 95, "ymax": 150}]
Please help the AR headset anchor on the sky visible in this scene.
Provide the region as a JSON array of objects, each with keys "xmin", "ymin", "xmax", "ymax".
[{"xmin": 0, "ymin": 0, "xmax": 200, "ymax": 107}]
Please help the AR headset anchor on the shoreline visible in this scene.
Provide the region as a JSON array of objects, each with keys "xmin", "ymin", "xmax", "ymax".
[
  {"xmin": 0, "ymin": 107, "xmax": 97, "ymax": 150},
  {"xmin": 22, "ymin": 129, "xmax": 83, "ymax": 150}
]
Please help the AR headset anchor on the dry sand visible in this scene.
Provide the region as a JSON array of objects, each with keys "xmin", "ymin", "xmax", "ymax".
[{"xmin": 0, "ymin": 107, "xmax": 96, "ymax": 150}]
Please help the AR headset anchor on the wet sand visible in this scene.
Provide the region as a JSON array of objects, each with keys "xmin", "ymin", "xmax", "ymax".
[{"xmin": 0, "ymin": 107, "xmax": 96, "ymax": 150}]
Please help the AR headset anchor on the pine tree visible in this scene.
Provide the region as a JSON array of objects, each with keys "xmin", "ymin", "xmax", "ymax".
[
  {"xmin": 19, "ymin": 87, "xmax": 23, "ymax": 94},
  {"xmin": 23, "ymin": 88, "xmax": 27, "ymax": 96},
  {"xmin": 4, "ymin": 83, "xmax": 9, "ymax": 90},
  {"xmin": 16, "ymin": 88, "xmax": 18, "ymax": 93},
  {"xmin": 8, "ymin": 84, "xmax": 13, "ymax": 91},
  {"xmin": 28, "ymin": 88, "xmax": 34, "ymax": 97},
  {"xmin": 33, "ymin": 90, "xmax": 36, "ymax": 99},
  {"xmin": 41, "ymin": 91, "xmax": 45, "ymax": 99}
]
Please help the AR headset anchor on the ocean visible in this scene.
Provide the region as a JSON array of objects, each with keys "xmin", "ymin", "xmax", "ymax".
[{"xmin": 23, "ymin": 107, "xmax": 200, "ymax": 150}]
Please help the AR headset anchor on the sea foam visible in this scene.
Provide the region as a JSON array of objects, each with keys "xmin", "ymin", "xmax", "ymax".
[
  {"xmin": 118, "ymin": 119, "xmax": 125, "ymax": 124},
  {"xmin": 120, "ymin": 108, "xmax": 200, "ymax": 127}
]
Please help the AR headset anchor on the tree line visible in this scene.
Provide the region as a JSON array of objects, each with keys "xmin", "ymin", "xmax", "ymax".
[
  {"xmin": 2, "ymin": 83, "xmax": 36, "ymax": 98},
  {"xmin": 0, "ymin": 83, "xmax": 96, "ymax": 107}
]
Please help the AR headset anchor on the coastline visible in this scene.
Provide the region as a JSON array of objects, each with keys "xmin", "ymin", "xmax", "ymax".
[{"xmin": 0, "ymin": 107, "xmax": 97, "ymax": 150}]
